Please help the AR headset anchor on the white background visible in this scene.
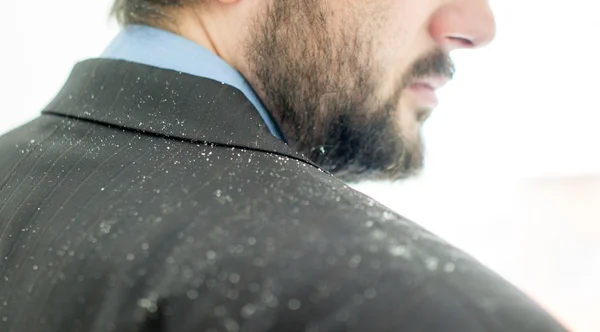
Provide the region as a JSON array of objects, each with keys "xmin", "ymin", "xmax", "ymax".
[{"xmin": 1, "ymin": 1, "xmax": 599, "ymax": 331}]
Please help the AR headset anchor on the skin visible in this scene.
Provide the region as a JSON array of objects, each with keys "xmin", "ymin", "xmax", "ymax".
[{"xmin": 169, "ymin": 0, "xmax": 496, "ymax": 182}]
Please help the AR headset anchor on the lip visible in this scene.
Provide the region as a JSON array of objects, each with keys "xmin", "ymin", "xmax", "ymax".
[
  {"xmin": 408, "ymin": 77, "xmax": 450, "ymax": 109},
  {"xmin": 412, "ymin": 76, "xmax": 450, "ymax": 90}
]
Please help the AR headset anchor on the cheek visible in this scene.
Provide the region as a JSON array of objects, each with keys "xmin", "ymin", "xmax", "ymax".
[
  {"xmin": 366, "ymin": 1, "xmax": 436, "ymax": 85},
  {"xmin": 364, "ymin": 25, "xmax": 417, "ymax": 96}
]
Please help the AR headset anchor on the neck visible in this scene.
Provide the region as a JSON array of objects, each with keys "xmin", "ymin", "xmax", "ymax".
[{"xmin": 164, "ymin": 3, "xmax": 248, "ymax": 71}]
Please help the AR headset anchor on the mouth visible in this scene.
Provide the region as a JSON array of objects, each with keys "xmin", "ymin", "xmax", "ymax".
[{"xmin": 407, "ymin": 76, "xmax": 450, "ymax": 109}]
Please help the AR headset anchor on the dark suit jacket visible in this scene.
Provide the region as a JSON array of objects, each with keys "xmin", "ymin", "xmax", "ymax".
[{"xmin": 0, "ymin": 59, "xmax": 566, "ymax": 332}]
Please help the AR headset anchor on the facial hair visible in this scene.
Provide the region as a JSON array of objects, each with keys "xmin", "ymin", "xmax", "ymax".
[{"xmin": 245, "ymin": 0, "xmax": 455, "ymax": 182}]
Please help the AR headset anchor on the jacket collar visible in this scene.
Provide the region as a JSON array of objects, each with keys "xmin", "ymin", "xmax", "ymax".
[
  {"xmin": 101, "ymin": 25, "xmax": 286, "ymax": 141},
  {"xmin": 42, "ymin": 59, "xmax": 319, "ymax": 168}
]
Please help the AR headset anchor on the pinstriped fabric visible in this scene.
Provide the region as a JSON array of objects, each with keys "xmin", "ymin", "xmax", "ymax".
[{"xmin": 0, "ymin": 60, "xmax": 567, "ymax": 332}]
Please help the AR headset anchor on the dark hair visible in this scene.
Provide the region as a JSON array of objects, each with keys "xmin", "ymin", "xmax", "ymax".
[{"xmin": 111, "ymin": 0, "xmax": 190, "ymax": 26}]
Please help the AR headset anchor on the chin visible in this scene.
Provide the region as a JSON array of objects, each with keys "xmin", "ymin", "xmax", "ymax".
[{"xmin": 415, "ymin": 107, "xmax": 434, "ymax": 123}]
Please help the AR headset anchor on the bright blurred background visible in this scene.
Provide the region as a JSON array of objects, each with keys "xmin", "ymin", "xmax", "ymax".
[{"xmin": 1, "ymin": 1, "xmax": 599, "ymax": 331}]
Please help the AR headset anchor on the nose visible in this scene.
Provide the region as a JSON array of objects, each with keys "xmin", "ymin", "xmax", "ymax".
[{"xmin": 429, "ymin": 0, "xmax": 496, "ymax": 52}]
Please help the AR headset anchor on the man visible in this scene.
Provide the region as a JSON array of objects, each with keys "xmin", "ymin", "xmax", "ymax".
[{"xmin": 0, "ymin": 0, "xmax": 566, "ymax": 331}]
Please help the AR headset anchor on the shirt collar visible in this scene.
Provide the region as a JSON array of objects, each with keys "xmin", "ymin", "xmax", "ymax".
[{"xmin": 101, "ymin": 25, "xmax": 285, "ymax": 141}]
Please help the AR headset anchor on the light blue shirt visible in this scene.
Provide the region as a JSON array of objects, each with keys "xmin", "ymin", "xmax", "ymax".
[{"xmin": 101, "ymin": 25, "xmax": 285, "ymax": 141}]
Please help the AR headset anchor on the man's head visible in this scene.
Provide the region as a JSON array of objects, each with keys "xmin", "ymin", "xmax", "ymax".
[{"xmin": 112, "ymin": 0, "xmax": 496, "ymax": 182}]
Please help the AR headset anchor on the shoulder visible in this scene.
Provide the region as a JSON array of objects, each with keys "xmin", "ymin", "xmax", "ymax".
[
  {"xmin": 103, "ymin": 145, "xmax": 563, "ymax": 331},
  {"xmin": 3, "ymin": 117, "xmax": 563, "ymax": 331}
]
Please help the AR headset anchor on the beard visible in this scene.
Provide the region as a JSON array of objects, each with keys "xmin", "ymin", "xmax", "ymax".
[{"xmin": 244, "ymin": 0, "xmax": 455, "ymax": 182}]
